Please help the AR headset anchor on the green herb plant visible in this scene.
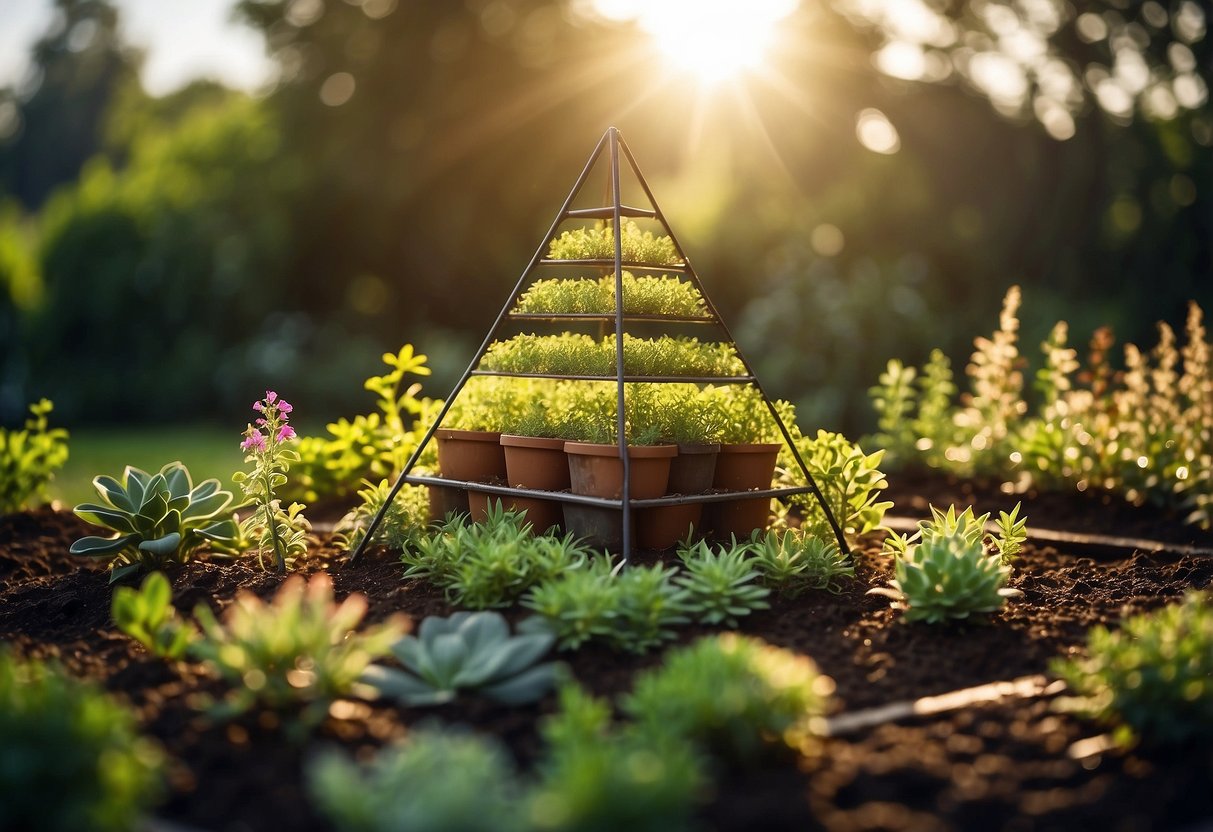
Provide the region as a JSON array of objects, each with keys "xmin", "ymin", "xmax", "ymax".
[
  {"xmin": 1052, "ymin": 592, "xmax": 1213, "ymax": 747},
  {"xmin": 111, "ymin": 571, "xmax": 195, "ymax": 660},
  {"xmin": 676, "ymin": 539, "xmax": 771, "ymax": 627},
  {"xmin": 333, "ymin": 478, "xmax": 430, "ymax": 554},
  {"xmin": 308, "ymin": 725, "xmax": 526, "ymax": 832},
  {"xmin": 0, "ymin": 398, "xmax": 69, "ymax": 515},
  {"xmin": 869, "ymin": 504, "xmax": 1026, "ymax": 623},
  {"xmin": 0, "ymin": 650, "xmax": 164, "ymax": 832},
  {"xmin": 402, "ymin": 503, "xmax": 591, "ymax": 608},
  {"xmin": 191, "ymin": 574, "xmax": 405, "ymax": 725},
  {"xmin": 480, "ymin": 333, "xmax": 744, "ymax": 378},
  {"xmin": 547, "ymin": 220, "xmax": 680, "ymax": 265},
  {"xmin": 515, "ymin": 272, "xmax": 706, "ymax": 317},
  {"xmin": 359, "ymin": 611, "xmax": 560, "ymax": 706},
  {"xmin": 70, "ymin": 461, "xmax": 240, "ymax": 584},
  {"xmin": 777, "ymin": 429, "xmax": 892, "ymax": 538}
]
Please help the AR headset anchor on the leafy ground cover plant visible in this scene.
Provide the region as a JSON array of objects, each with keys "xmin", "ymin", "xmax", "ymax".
[
  {"xmin": 191, "ymin": 574, "xmax": 404, "ymax": 725},
  {"xmin": 522, "ymin": 558, "xmax": 692, "ymax": 653},
  {"xmin": 676, "ymin": 539, "xmax": 771, "ymax": 627},
  {"xmin": 515, "ymin": 273, "xmax": 706, "ymax": 316},
  {"xmin": 359, "ymin": 611, "xmax": 560, "ymax": 706},
  {"xmin": 480, "ymin": 333, "xmax": 744, "ymax": 378},
  {"xmin": 747, "ymin": 529, "xmax": 854, "ymax": 595},
  {"xmin": 869, "ymin": 504, "xmax": 1025, "ymax": 623},
  {"xmin": 288, "ymin": 345, "xmax": 437, "ymax": 502},
  {"xmin": 308, "ymin": 725, "xmax": 526, "ymax": 832},
  {"xmin": 0, "ymin": 398, "xmax": 68, "ymax": 515},
  {"xmin": 870, "ymin": 291, "xmax": 1213, "ymax": 529},
  {"xmin": 531, "ymin": 683, "xmax": 707, "ymax": 832},
  {"xmin": 622, "ymin": 634, "xmax": 834, "ymax": 760},
  {"xmin": 0, "ymin": 650, "xmax": 164, "ymax": 832},
  {"xmin": 547, "ymin": 220, "xmax": 680, "ymax": 265},
  {"xmin": 403, "ymin": 503, "xmax": 591, "ymax": 608},
  {"xmin": 234, "ymin": 390, "xmax": 309, "ymax": 573},
  {"xmin": 1052, "ymin": 592, "xmax": 1213, "ymax": 747},
  {"xmin": 70, "ymin": 461, "xmax": 240, "ymax": 583},
  {"xmin": 111, "ymin": 571, "xmax": 195, "ymax": 660}
]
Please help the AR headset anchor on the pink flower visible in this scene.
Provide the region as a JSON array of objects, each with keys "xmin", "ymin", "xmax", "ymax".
[
  {"xmin": 276, "ymin": 425, "xmax": 297, "ymax": 442},
  {"xmin": 255, "ymin": 418, "xmax": 267, "ymax": 426},
  {"xmin": 253, "ymin": 401, "xmax": 263, "ymax": 412},
  {"xmin": 265, "ymin": 390, "xmax": 278, "ymax": 404},
  {"xmin": 241, "ymin": 431, "xmax": 267, "ymax": 453},
  {"xmin": 278, "ymin": 400, "xmax": 293, "ymax": 415}
]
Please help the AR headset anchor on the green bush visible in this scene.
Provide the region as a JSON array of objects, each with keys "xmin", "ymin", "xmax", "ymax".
[
  {"xmin": 111, "ymin": 571, "xmax": 195, "ymax": 660},
  {"xmin": 0, "ymin": 651, "xmax": 164, "ymax": 832},
  {"xmin": 308, "ymin": 725, "xmax": 526, "ymax": 832},
  {"xmin": 0, "ymin": 398, "xmax": 68, "ymax": 515},
  {"xmin": 1052, "ymin": 592, "xmax": 1213, "ymax": 746},
  {"xmin": 622, "ymin": 634, "xmax": 833, "ymax": 759},
  {"xmin": 747, "ymin": 529, "xmax": 854, "ymax": 595},
  {"xmin": 676, "ymin": 539, "xmax": 771, "ymax": 627}
]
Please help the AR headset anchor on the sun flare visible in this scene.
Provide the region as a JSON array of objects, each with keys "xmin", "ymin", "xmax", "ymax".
[{"xmin": 595, "ymin": 0, "xmax": 798, "ymax": 85}]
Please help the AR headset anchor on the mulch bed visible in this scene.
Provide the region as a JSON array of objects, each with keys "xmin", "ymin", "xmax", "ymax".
[{"xmin": 2, "ymin": 474, "xmax": 1212, "ymax": 831}]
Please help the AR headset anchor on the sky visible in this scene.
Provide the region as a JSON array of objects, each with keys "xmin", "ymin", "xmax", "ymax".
[{"xmin": 0, "ymin": 0, "xmax": 275, "ymax": 96}]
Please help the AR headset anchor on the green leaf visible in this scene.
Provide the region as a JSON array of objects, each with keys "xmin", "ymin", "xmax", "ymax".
[
  {"xmin": 480, "ymin": 663, "xmax": 559, "ymax": 705},
  {"xmin": 138, "ymin": 533, "xmax": 182, "ymax": 558},
  {"xmin": 70, "ymin": 534, "xmax": 136, "ymax": 556},
  {"xmin": 163, "ymin": 465, "xmax": 192, "ymax": 501},
  {"xmin": 92, "ymin": 475, "xmax": 135, "ymax": 512},
  {"xmin": 74, "ymin": 504, "xmax": 139, "ymax": 533}
]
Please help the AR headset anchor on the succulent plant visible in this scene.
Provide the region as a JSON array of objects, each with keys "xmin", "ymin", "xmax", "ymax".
[
  {"xmin": 70, "ymin": 462, "xmax": 241, "ymax": 583},
  {"xmin": 747, "ymin": 529, "xmax": 854, "ymax": 595},
  {"xmin": 869, "ymin": 530, "xmax": 1022, "ymax": 624},
  {"xmin": 1052, "ymin": 592, "xmax": 1213, "ymax": 746},
  {"xmin": 676, "ymin": 539, "xmax": 770, "ymax": 627},
  {"xmin": 191, "ymin": 574, "xmax": 404, "ymax": 725},
  {"xmin": 360, "ymin": 611, "xmax": 560, "ymax": 706},
  {"xmin": 111, "ymin": 571, "xmax": 195, "ymax": 660}
]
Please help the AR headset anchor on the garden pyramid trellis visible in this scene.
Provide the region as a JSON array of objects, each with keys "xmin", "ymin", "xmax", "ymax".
[{"xmin": 353, "ymin": 127, "xmax": 848, "ymax": 562}]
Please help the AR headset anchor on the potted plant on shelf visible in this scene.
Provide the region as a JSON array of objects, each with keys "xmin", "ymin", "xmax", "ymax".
[
  {"xmin": 480, "ymin": 333, "xmax": 745, "ymax": 378},
  {"xmin": 436, "ymin": 378, "xmax": 521, "ymax": 519},
  {"xmin": 701, "ymin": 385, "xmax": 790, "ymax": 540}
]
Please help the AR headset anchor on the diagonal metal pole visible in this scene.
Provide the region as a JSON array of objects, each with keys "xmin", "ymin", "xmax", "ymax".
[
  {"xmin": 608, "ymin": 128, "xmax": 634, "ymax": 563},
  {"xmin": 349, "ymin": 130, "xmax": 614, "ymax": 562},
  {"xmin": 616, "ymin": 134, "xmax": 850, "ymax": 555}
]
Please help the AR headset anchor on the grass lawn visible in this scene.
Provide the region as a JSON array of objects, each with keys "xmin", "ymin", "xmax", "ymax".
[{"xmin": 48, "ymin": 426, "xmax": 243, "ymax": 509}]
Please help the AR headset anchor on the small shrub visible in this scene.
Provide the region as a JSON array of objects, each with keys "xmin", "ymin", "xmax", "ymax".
[
  {"xmin": 70, "ymin": 461, "xmax": 240, "ymax": 584},
  {"xmin": 1052, "ymin": 592, "xmax": 1213, "ymax": 746},
  {"xmin": 676, "ymin": 539, "xmax": 771, "ymax": 627},
  {"xmin": 333, "ymin": 478, "xmax": 430, "ymax": 554},
  {"xmin": 0, "ymin": 650, "xmax": 164, "ymax": 832},
  {"xmin": 531, "ymin": 683, "xmax": 706, "ymax": 832},
  {"xmin": 0, "ymin": 398, "xmax": 69, "ymax": 515},
  {"xmin": 191, "ymin": 574, "xmax": 405, "ymax": 725},
  {"xmin": 403, "ymin": 504, "xmax": 591, "ymax": 609},
  {"xmin": 869, "ymin": 505, "xmax": 1024, "ymax": 624},
  {"xmin": 546, "ymin": 220, "xmax": 680, "ymax": 265},
  {"xmin": 747, "ymin": 529, "xmax": 854, "ymax": 595},
  {"xmin": 111, "ymin": 571, "xmax": 195, "ymax": 660},
  {"xmin": 308, "ymin": 725, "xmax": 526, "ymax": 832},
  {"xmin": 622, "ymin": 634, "xmax": 834, "ymax": 759},
  {"xmin": 778, "ymin": 429, "xmax": 892, "ymax": 538},
  {"xmin": 360, "ymin": 611, "xmax": 560, "ymax": 706}
]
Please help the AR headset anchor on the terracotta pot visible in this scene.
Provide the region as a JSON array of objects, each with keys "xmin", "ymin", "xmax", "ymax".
[
  {"xmin": 637, "ymin": 502, "xmax": 702, "ymax": 551},
  {"xmin": 564, "ymin": 442, "xmax": 677, "ymax": 500},
  {"xmin": 667, "ymin": 443, "xmax": 720, "ymax": 494},
  {"xmin": 466, "ymin": 490, "xmax": 563, "ymax": 533},
  {"xmin": 500, "ymin": 435, "xmax": 570, "ymax": 491},
  {"xmin": 427, "ymin": 484, "xmax": 468, "ymax": 523},
  {"xmin": 706, "ymin": 442, "xmax": 781, "ymax": 540},
  {"xmin": 435, "ymin": 428, "xmax": 507, "ymax": 483}
]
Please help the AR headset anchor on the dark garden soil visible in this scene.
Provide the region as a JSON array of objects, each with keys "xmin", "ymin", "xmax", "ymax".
[{"xmin": 1, "ymin": 490, "xmax": 1212, "ymax": 832}]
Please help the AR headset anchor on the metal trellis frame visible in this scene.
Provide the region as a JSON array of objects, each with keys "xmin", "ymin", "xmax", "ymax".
[{"xmin": 351, "ymin": 127, "xmax": 848, "ymax": 563}]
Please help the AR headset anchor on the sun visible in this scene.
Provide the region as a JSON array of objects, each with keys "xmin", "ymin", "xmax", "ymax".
[{"xmin": 595, "ymin": 0, "xmax": 798, "ymax": 85}]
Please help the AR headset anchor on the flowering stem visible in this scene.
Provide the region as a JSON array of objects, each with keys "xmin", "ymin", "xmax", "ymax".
[{"xmin": 261, "ymin": 467, "xmax": 287, "ymax": 574}]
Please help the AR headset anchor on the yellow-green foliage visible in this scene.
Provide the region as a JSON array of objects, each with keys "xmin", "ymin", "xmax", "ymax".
[
  {"xmin": 0, "ymin": 398, "xmax": 69, "ymax": 515},
  {"xmin": 547, "ymin": 221, "xmax": 680, "ymax": 265},
  {"xmin": 516, "ymin": 273, "xmax": 706, "ymax": 316}
]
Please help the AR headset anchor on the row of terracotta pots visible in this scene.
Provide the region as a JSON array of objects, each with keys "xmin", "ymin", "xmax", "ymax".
[{"xmin": 433, "ymin": 428, "xmax": 780, "ymax": 551}]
